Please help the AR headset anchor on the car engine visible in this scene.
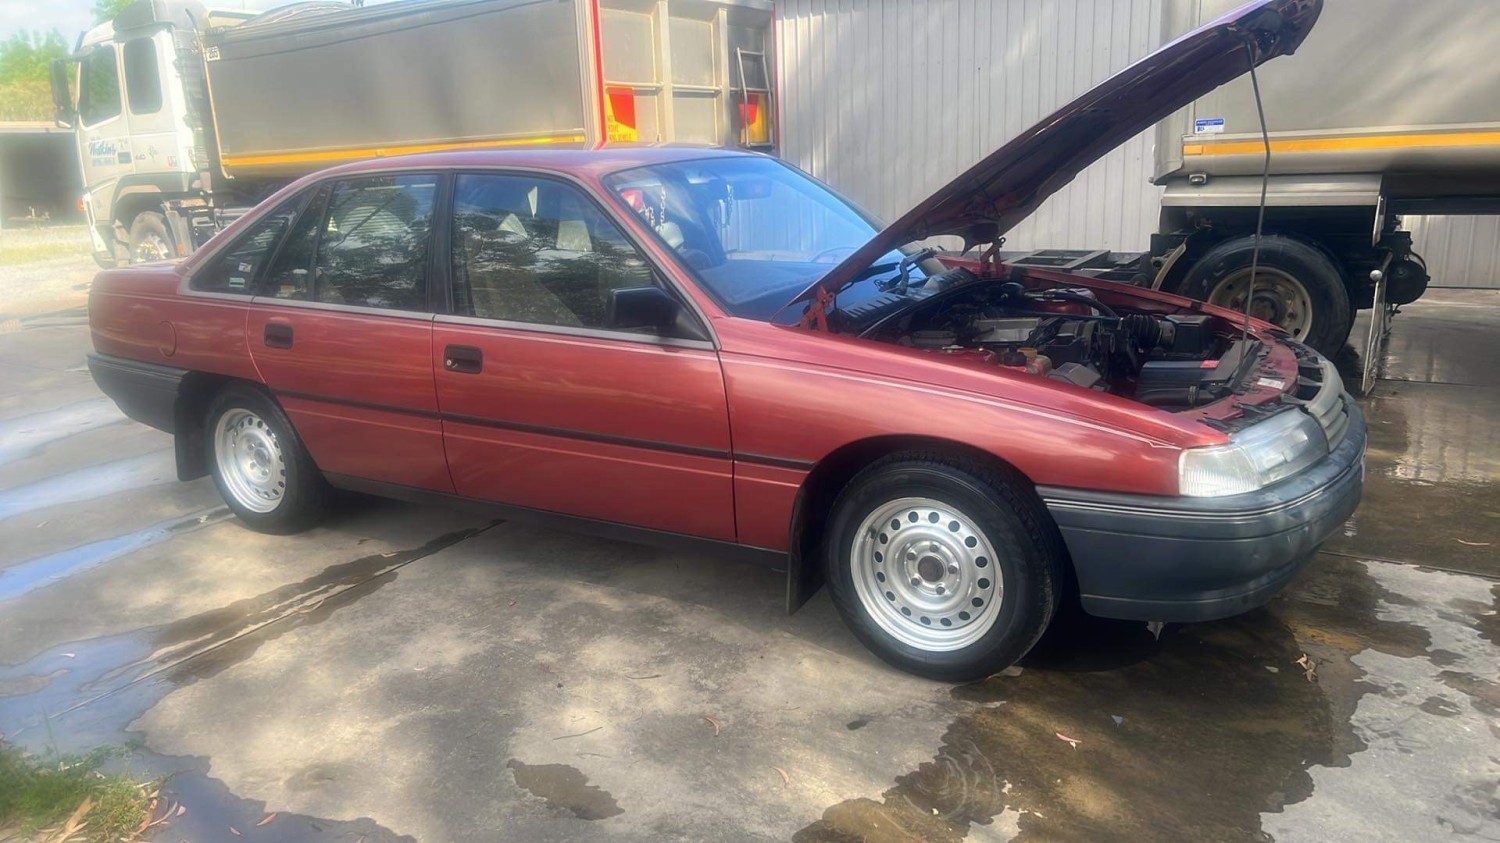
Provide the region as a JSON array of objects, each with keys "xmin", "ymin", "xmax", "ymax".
[{"xmin": 857, "ymin": 276, "xmax": 1254, "ymax": 409}]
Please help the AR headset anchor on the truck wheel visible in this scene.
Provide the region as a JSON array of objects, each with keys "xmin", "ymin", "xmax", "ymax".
[
  {"xmin": 1173, "ymin": 235, "xmax": 1352, "ymax": 354},
  {"xmin": 127, "ymin": 212, "xmax": 174, "ymax": 263},
  {"xmin": 206, "ymin": 384, "xmax": 326, "ymax": 534},
  {"xmin": 824, "ymin": 453, "xmax": 1063, "ymax": 681}
]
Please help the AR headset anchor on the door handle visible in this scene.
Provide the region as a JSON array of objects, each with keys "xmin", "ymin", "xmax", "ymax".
[
  {"xmin": 443, "ymin": 345, "xmax": 483, "ymax": 374},
  {"xmin": 264, "ymin": 322, "xmax": 293, "ymax": 349}
]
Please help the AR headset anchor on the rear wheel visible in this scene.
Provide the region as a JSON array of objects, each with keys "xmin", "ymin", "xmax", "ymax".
[
  {"xmin": 206, "ymin": 384, "xmax": 325, "ymax": 534},
  {"xmin": 824, "ymin": 453, "xmax": 1063, "ymax": 681},
  {"xmin": 127, "ymin": 211, "xmax": 173, "ymax": 264},
  {"xmin": 1173, "ymin": 234, "xmax": 1352, "ymax": 354}
]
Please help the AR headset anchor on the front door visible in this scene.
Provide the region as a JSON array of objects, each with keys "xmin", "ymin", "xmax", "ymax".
[
  {"xmin": 246, "ymin": 173, "xmax": 452, "ymax": 492},
  {"xmin": 432, "ymin": 172, "xmax": 734, "ymax": 540}
]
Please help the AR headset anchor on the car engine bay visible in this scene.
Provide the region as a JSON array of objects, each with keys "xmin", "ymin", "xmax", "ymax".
[{"xmin": 847, "ymin": 268, "xmax": 1270, "ymax": 412}]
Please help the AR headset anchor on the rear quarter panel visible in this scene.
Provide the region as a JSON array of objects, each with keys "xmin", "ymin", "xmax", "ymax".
[{"xmin": 89, "ymin": 264, "xmax": 260, "ymax": 382}]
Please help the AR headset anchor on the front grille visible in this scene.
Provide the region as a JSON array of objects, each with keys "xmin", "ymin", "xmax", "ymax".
[{"xmin": 1285, "ymin": 350, "xmax": 1349, "ymax": 448}]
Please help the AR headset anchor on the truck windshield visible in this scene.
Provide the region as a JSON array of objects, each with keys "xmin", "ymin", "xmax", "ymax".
[{"xmin": 604, "ymin": 157, "xmax": 888, "ymax": 321}]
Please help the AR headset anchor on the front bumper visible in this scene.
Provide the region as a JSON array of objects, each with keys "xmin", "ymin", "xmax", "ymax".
[{"xmin": 1040, "ymin": 399, "xmax": 1366, "ymax": 622}]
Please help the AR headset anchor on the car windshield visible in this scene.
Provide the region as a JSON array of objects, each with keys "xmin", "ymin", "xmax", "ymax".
[{"xmin": 604, "ymin": 157, "xmax": 907, "ymax": 321}]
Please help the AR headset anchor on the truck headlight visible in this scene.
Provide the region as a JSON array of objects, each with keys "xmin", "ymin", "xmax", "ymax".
[{"xmin": 1179, "ymin": 410, "xmax": 1328, "ymax": 497}]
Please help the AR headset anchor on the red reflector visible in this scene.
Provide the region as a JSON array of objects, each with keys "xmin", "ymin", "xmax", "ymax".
[
  {"xmin": 1200, "ymin": 359, "xmax": 1219, "ymax": 368},
  {"xmin": 77, "ymin": 197, "xmax": 86, "ymax": 212},
  {"xmin": 605, "ymin": 86, "xmax": 636, "ymax": 131}
]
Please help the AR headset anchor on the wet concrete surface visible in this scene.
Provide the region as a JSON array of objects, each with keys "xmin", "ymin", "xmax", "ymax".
[{"xmin": 0, "ymin": 295, "xmax": 1497, "ymax": 841}]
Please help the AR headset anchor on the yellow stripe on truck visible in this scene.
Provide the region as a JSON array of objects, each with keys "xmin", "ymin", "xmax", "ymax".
[
  {"xmin": 220, "ymin": 134, "xmax": 589, "ymax": 169},
  {"xmin": 1183, "ymin": 130, "xmax": 1500, "ymax": 157}
]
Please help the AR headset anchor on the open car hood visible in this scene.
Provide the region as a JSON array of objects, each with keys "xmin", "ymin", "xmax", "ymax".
[{"xmin": 788, "ymin": 0, "xmax": 1321, "ymax": 308}]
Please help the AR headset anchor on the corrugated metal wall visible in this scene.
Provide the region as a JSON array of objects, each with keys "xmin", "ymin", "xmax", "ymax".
[
  {"xmin": 1406, "ymin": 216, "xmax": 1500, "ymax": 289},
  {"xmin": 773, "ymin": 0, "xmax": 1500, "ymax": 289},
  {"xmin": 774, "ymin": 0, "xmax": 1164, "ymax": 252}
]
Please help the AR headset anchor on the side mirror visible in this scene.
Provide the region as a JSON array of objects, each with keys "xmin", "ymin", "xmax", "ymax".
[
  {"xmin": 607, "ymin": 285, "xmax": 710, "ymax": 342},
  {"xmin": 50, "ymin": 59, "xmax": 76, "ymax": 128}
]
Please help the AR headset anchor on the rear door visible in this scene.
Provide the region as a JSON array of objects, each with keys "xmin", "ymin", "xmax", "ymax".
[
  {"xmin": 246, "ymin": 172, "xmax": 452, "ymax": 492},
  {"xmin": 432, "ymin": 171, "xmax": 734, "ymax": 540}
]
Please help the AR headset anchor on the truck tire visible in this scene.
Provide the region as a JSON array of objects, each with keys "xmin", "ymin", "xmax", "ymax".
[
  {"xmin": 127, "ymin": 211, "xmax": 174, "ymax": 263},
  {"xmin": 1172, "ymin": 235, "xmax": 1352, "ymax": 355},
  {"xmin": 824, "ymin": 453, "xmax": 1063, "ymax": 681},
  {"xmin": 206, "ymin": 384, "xmax": 326, "ymax": 534}
]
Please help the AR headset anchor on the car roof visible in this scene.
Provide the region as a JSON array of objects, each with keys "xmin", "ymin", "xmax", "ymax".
[{"xmin": 312, "ymin": 146, "xmax": 763, "ymax": 181}]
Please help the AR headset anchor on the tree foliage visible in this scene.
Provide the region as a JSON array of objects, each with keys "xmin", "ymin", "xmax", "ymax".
[
  {"xmin": 93, "ymin": 0, "xmax": 137, "ymax": 24},
  {"xmin": 0, "ymin": 31, "xmax": 69, "ymax": 121}
]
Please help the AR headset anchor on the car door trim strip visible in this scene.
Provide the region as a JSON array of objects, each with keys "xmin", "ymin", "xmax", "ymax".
[{"xmin": 272, "ymin": 387, "xmax": 808, "ymax": 470}]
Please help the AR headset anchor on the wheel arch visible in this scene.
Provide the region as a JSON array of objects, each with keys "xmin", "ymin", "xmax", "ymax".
[
  {"xmin": 172, "ymin": 372, "xmax": 265, "ymax": 481},
  {"xmin": 784, "ymin": 434, "xmax": 1059, "ymax": 614}
]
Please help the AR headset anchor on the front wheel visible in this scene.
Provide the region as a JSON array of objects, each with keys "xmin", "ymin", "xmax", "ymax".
[
  {"xmin": 824, "ymin": 454, "xmax": 1064, "ymax": 681},
  {"xmin": 206, "ymin": 384, "xmax": 326, "ymax": 534},
  {"xmin": 127, "ymin": 211, "xmax": 174, "ymax": 264}
]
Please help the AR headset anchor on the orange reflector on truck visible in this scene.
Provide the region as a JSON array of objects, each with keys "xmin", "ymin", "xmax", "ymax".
[
  {"xmin": 605, "ymin": 86, "xmax": 639, "ymax": 144},
  {"xmin": 738, "ymin": 91, "xmax": 771, "ymax": 146}
]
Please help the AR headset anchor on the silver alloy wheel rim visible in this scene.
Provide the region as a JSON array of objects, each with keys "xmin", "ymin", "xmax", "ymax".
[
  {"xmin": 134, "ymin": 232, "xmax": 169, "ymax": 263},
  {"xmin": 1207, "ymin": 267, "xmax": 1314, "ymax": 341},
  {"xmin": 213, "ymin": 408, "xmax": 286, "ymax": 514},
  {"xmin": 850, "ymin": 496, "xmax": 1003, "ymax": 652}
]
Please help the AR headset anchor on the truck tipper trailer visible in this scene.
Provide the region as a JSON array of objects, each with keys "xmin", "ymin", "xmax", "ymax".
[
  {"xmin": 50, "ymin": 0, "xmax": 776, "ymax": 269},
  {"xmin": 943, "ymin": 0, "xmax": 1500, "ymax": 354}
]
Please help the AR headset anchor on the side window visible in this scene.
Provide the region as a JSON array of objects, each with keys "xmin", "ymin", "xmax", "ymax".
[
  {"xmin": 313, "ymin": 175, "xmax": 436, "ymax": 311},
  {"xmin": 262, "ymin": 185, "xmax": 329, "ymax": 300},
  {"xmin": 191, "ymin": 196, "xmax": 305, "ymax": 295},
  {"xmin": 122, "ymin": 39, "xmax": 162, "ymax": 115},
  {"xmin": 78, "ymin": 46, "xmax": 121, "ymax": 126},
  {"xmin": 450, "ymin": 174, "xmax": 658, "ymax": 329}
]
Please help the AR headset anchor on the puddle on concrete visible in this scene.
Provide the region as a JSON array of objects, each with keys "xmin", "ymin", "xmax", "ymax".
[
  {"xmin": 0, "ymin": 397, "xmax": 127, "ymax": 466},
  {"xmin": 0, "ymin": 450, "xmax": 177, "ymax": 522},
  {"xmin": 0, "ymin": 508, "xmax": 229, "ymax": 602},
  {"xmin": 507, "ymin": 759, "xmax": 624, "ymax": 820},
  {"xmin": 795, "ymin": 557, "xmax": 1451, "ymax": 842},
  {"xmin": 0, "ymin": 525, "xmax": 493, "ymax": 842}
]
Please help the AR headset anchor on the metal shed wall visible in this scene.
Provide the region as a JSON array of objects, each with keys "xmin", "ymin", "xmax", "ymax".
[
  {"xmin": 773, "ymin": 0, "xmax": 1500, "ymax": 289},
  {"xmin": 774, "ymin": 0, "xmax": 1165, "ymax": 252},
  {"xmin": 1405, "ymin": 216, "xmax": 1500, "ymax": 289}
]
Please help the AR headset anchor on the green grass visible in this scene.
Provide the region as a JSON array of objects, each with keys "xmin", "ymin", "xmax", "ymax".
[{"xmin": 0, "ymin": 741, "xmax": 155, "ymax": 842}]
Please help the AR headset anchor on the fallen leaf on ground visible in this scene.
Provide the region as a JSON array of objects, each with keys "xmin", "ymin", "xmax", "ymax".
[
  {"xmin": 381, "ymin": 551, "xmax": 397, "ymax": 558},
  {"xmin": 1055, "ymin": 732, "xmax": 1082, "ymax": 749},
  {"xmin": 176, "ymin": 804, "xmax": 187, "ymax": 817},
  {"xmin": 1146, "ymin": 621, "xmax": 1165, "ymax": 640},
  {"xmin": 1111, "ymin": 715, "xmax": 1124, "ymax": 726},
  {"xmin": 62, "ymin": 797, "xmax": 92, "ymax": 836},
  {"xmin": 230, "ymin": 826, "xmax": 242, "ymax": 836},
  {"xmin": 774, "ymin": 766, "xmax": 790, "ymax": 785},
  {"xmin": 1296, "ymin": 653, "xmax": 1318, "ymax": 682},
  {"xmin": 256, "ymin": 813, "xmax": 276, "ymax": 827},
  {"xmin": 1265, "ymin": 665, "xmax": 1280, "ymax": 673},
  {"xmin": 702, "ymin": 716, "xmax": 722, "ymax": 736},
  {"xmin": 1456, "ymin": 539, "xmax": 1492, "ymax": 547}
]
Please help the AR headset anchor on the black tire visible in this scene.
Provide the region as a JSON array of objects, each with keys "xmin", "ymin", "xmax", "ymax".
[
  {"xmin": 127, "ymin": 211, "xmax": 174, "ymax": 264},
  {"xmin": 1172, "ymin": 234, "xmax": 1352, "ymax": 355},
  {"xmin": 205, "ymin": 383, "xmax": 326, "ymax": 534},
  {"xmin": 824, "ymin": 453, "xmax": 1065, "ymax": 681}
]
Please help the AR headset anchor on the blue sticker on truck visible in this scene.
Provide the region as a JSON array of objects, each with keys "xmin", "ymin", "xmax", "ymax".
[{"xmin": 1194, "ymin": 117, "xmax": 1226, "ymax": 135}]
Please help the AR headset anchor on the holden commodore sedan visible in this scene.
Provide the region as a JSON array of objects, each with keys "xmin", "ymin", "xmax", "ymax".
[{"xmin": 86, "ymin": 0, "xmax": 1356, "ymax": 680}]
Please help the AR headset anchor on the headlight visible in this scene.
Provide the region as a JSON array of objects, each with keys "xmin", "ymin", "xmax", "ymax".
[{"xmin": 1179, "ymin": 410, "xmax": 1328, "ymax": 497}]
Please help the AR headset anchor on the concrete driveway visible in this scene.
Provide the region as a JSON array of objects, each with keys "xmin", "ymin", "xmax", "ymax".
[{"xmin": 1, "ymin": 291, "xmax": 1497, "ymax": 842}]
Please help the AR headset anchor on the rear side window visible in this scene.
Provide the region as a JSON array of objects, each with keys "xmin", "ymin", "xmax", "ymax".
[
  {"xmin": 122, "ymin": 39, "xmax": 162, "ymax": 115},
  {"xmin": 78, "ymin": 46, "xmax": 121, "ymax": 126},
  {"xmin": 191, "ymin": 196, "xmax": 305, "ymax": 295},
  {"xmin": 312, "ymin": 175, "xmax": 437, "ymax": 311}
]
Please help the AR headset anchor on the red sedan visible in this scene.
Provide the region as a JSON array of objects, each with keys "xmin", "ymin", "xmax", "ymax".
[{"xmin": 88, "ymin": 0, "xmax": 1357, "ymax": 679}]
